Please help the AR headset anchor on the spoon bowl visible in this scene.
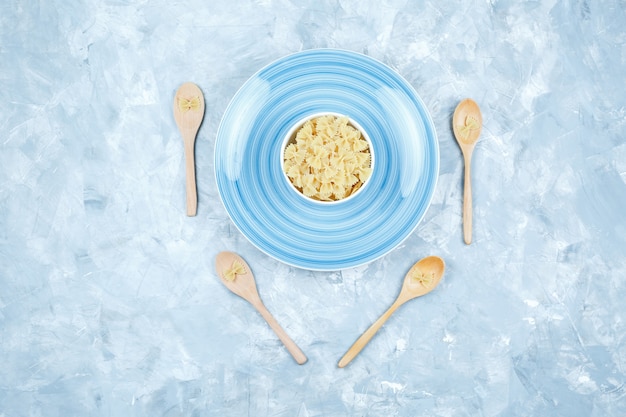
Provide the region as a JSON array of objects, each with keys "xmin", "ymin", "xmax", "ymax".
[
  {"xmin": 396, "ymin": 255, "xmax": 446, "ymax": 303},
  {"xmin": 173, "ymin": 82, "xmax": 205, "ymax": 216},
  {"xmin": 452, "ymin": 98, "xmax": 482, "ymax": 244},
  {"xmin": 338, "ymin": 255, "xmax": 445, "ymax": 368},
  {"xmin": 215, "ymin": 251, "xmax": 308, "ymax": 365}
]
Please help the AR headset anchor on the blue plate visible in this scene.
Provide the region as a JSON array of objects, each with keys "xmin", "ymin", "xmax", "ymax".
[{"xmin": 215, "ymin": 49, "xmax": 439, "ymax": 271}]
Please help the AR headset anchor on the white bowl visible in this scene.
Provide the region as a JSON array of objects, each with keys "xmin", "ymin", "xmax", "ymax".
[{"xmin": 280, "ymin": 112, "xmax": 375, "ymax": 205}]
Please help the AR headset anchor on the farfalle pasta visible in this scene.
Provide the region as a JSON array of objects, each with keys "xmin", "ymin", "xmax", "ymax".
[{"xmin": 283, "ymin": 115, "xmax": 372, "ymax": 201}]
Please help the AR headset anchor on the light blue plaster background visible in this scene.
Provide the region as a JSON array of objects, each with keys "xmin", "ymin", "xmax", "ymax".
[{"xmin": 1, "ymin": 0, "xmax": 626, "ymax": 416}]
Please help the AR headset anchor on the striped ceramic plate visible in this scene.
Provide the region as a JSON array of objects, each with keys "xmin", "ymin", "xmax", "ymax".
[{"xmin": 215, "ymin": 49, "xmax": 438, "ymax": 271}]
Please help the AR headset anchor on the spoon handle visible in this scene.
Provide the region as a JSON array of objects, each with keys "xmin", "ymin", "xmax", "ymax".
[
  {"xmin": 183, "ymin": 137, "xmax": 197, "ymax": 216},
  {"xmin": 463, "ymin": 154, "xmax": 472, "ymax": 244},
  {"xmin": 254, "ymin": 301, "xmax": 308, "ymax": 365},
  {"xmin": 338, "ymin": 300, "xmax": 402, "ymax": 368}
]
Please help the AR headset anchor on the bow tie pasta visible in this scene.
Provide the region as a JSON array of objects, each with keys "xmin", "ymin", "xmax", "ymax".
[{"xmin": 283, "ymin": 115, "xmax": 372, "ymax": 201}]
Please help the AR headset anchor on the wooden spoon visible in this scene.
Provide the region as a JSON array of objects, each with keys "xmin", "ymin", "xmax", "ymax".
[
  {"xmin": 338, "ymin": 256, "xmax": 445, "ymax": 368},
  {"xmin": 173, "ymin": 82, "xmax": 205, "ymax": 217},
  {"xmin": 215, "ymin": 251, "xmax": 308, "ymax": 365},
  {"xmin": 453, "ymin": 98, "xmax": 482, "ymax": 244}
]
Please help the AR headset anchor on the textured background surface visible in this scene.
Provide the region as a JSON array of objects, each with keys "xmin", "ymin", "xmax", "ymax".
[{"xmin": 2, "ymin": 1, "xmax": 626, "ymax": 416}]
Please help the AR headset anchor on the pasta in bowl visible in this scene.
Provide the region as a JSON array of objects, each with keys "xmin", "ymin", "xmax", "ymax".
[{"xmin": 280, "ymin": 113, "xmax": 374, "ymax": 203}]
